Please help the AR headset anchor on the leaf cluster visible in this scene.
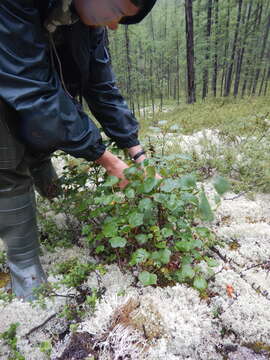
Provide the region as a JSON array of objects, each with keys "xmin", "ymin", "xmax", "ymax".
[{"xmin": 58, "ymin": 160, "xmax": 228, "ymax": 292}]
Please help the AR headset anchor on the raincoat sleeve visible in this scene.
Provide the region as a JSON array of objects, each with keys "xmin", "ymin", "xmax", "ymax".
[
  {"xmin": 0, "ymin": 0, "xmax": 106, "ymax": 162},
  {"xmin": 78, "ymin": 25, "xmax": 140, "ymax": 149}
]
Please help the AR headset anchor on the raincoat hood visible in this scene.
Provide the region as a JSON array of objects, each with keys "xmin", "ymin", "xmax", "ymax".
[{"xmin": 120, "ymin": 0, "xmax": 157, "ymax": 25}]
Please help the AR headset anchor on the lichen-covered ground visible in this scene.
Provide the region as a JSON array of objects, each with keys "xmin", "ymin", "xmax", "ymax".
[
  {"xmin": 1, "ymin": 191, "xmax": 269, "ymax": 359},
  {"xmin": 1, "ymin": 130, "xmax": 270, "ymax": 360}
]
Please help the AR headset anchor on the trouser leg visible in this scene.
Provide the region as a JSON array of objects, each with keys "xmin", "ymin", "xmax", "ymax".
[{"xmin": 0, "ymin": 99, "xmax": 46, "ymax": 300}]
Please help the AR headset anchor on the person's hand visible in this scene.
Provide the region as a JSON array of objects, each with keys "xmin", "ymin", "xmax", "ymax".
[
  {"xmin": 128, "ymin": 146, "xmax": 162, "ymax": 180},
  {"xmin": 95, "ymin": 150, "xmax": 129, "ymax": 189}
]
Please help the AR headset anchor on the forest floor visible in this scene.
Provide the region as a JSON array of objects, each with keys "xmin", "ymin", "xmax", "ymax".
[{"xmin": 0, "ymin": 96, "xmax": 270, "ymax": 360}]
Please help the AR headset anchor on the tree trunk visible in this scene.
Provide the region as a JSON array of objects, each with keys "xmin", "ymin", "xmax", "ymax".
[
  {"xmin": 241, "ymin": 1, "xmax": 263, "ymax": 97},
  {"xmin": 233, "ymin": 1, "xmax": 253, "ymax": 97},
  {"xmin": 224, "ymin": 0, "xmax": 243, "ymax": 97},
  {"xmin": 202, "ymin": 0, "xmax": 213, "ymax": 100},
  {"xmin": 220, "ymin": 0, "xmax": 231, "ymax": 97},
  {"xmin": 212, "ymin": 0, "xmax": 219, "ymax": 97},
  {"xmin": 258, "ymin": 67, "xmax": 267, "ymax": 96},
  {"xmin": 247, "ymin": 1, "xmax": 264, "ymax": 95},
  {"xmin": 185, "ymin": 0, "xmax": 196, "ymax": 104},
  {"xmin": 176, "ymin": 30, "xmax": 180, "ymax": 105},
  {"xmin": 252, "ymin": 7, "xmax": 270, "ymax": 94},
  {"xmin": 263, "ymin": 66, "xmax": 270, "ymax": 95}
]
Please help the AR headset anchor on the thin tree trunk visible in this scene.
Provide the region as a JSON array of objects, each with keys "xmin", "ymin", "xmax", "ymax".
[
  {"xmin": 252, "ymin": 8, "xmax": 270, "ymax": 94},
  {"xmin": 149, "ymin": 13, "xmax": 155, "ymax": 118},
  {"xmin": 202, "ymin": 0, "xmax": 213, "ymax": 100},
  {"xmin": 258, "ymin": 67, "xmax": 267, "ymax": 96},
  {"xmin": 241, "ymin": 2, "xmax": 263, "ymax": 97},
  {"xmin": 233, "ymin": 1, "xmax": 252, "ymax": 97},
  {"xmin": 264, "ymin": 66, "xmax": 270, "ymax": 95},
  {"xmin": 224, "ymin": 0, "xmax": 243, "ymax": 97},
  {"xmin": 220, "ymin": 1, "xmax": 230, "ymax": 97},
  {"xmin": 247, "ymin": 2, "xmax": 264, "ymax": 95},
  {"xmin": 185, "ymin": 0, "xmax": 196, "ymax": 104},
  {"xmin": 176, "ymin": 30, "xmax": 180, "ymax": 105},
  {"xmin": 212, "ymin": 0, "xmax": 219, "ymax": 97}
]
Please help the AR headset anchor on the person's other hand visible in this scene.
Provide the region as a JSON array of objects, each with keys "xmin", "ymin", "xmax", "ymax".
[{"xmin": 95, "ymin": 150, "xmax": 129, "ymax": 189}]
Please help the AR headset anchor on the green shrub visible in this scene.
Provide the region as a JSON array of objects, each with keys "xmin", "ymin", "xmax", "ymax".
[
  {"xmin": 53, "ymin": 159, "xmax": 227, "ymax": 292},
  {"xmin": 54, "ymin": 258, "xmax": 97, "ymax": 288}
]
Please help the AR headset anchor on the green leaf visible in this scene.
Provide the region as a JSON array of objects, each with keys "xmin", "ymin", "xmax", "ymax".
[
  {"xmin": 103, "ymin": 195, "xmax": 115, "ymax": 205},
  {"xmin": 95, "ymin": 245, "xmax": 105, "ymax": 254},
  {"xmin": 155, "ymin": 241, "xmax": 167, "ymax": 249},
  {"xmin": 102, "ymin": 222, "xmax": 118, "ymax": 237},
  {"xmin": 199, "ymin": 191, "xmax": 214, "ymax": 222},
  {"xmin": 181, "ymin": 192, "xmax": 198, "ymax": 204},
  {"xmin": 128, "ymin": 212, "xmax": 144, "ymax": 228},
  {"xmin": 109, "ymin": 237, "xmax": 127, "ymax": 248},
  {"xmin": 138, "ymin": 198, "xmax": 153, "ymax": 212},
  {"xmin": 177, "ymin": 219, "xmax": 189, "ymax": 230},
  {"xmin": 205, "ymin": 256, "xmax": 219, "ymax": 267},
  {"xmin": 153, "ymin": 193, "xmax": 168, "ymax": 203},
  {"xmin": 161, "ymin": 179, "xmax": 179, "ymax": 192},
  {"xmin": 178, "ymin": 174, "xmax": 197, "ymax": 189},
  {"xmin": 125, "ymin": 188, "xmax": 135, "ymax": 199},
  {"xmin": 103, "ymin": 176, "xmax": 119, "ymax": 187},
  {"xmin": 193, "ymin": 276, "xmax": 208, "ymax": 291},
  {"xmin": 191, "ymin": 239, "xmax": 203, "ymax": 249},
  {"xmin": 195, "ymin": 227, "xmax": 211, "ymax": 238},
  {"xmin": 165, "ymin": 197, "xmax": 181, "ymax": 211},
  {"xmin": 146, "ymin": 166, "xmax": 156, "ymax": 177},
  {"xmin": 180, "ymin": 264, "xmax": 195, "ymax": 279},
  {"xmin": 213, "ymin": 176, "xmax": 230, "ymax": 196},
  {"xmin": 129, "ymin": 249, "xmax": 149, "ymax": 265},
  {"xmin": 120, "ymin": 225, "xmax": 131, "ymax": 234},
  {"xmin": 142, "ymin": 177, "xmax": 158, "ymax": 193},
  {"xmin": 192, "ymin": 250, "xmax": 202, "ymax": 260},
  {"xmin": 138, "ymin": 271, "xmax": 157, "ymax": 286},
  {"xmin": 182, "ymin": 255, "xmax": 193, "ymax": 265},
  {"xmin": 135, "ymin": 234, "xmax": 148, "ymax": 244},
  {"xmin": 151, "ymin": 249, "xmax": 171, "ymax": 265},
  {"xmin": 175, "ymin": 240, "xmax": 193, "ymax": 252},
  {"xmin": 141, "ymin": 158, "xmax": 150, "ymax": 167},
  {"xmin": 82, "ymin": 225, "xmax": 92, "ymax": 236},
  {"xmin": 124, "ymin": 166, "xmax": 138, "ymax": 178},
  {"xmin": 161, "ymin": 227, "xmax": 173, "ymax": 238}
]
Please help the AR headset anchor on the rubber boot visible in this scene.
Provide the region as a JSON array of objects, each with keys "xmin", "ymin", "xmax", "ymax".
[{"xmin": 0, "ymin": 189, "xmax": 47, "ymax": 301}]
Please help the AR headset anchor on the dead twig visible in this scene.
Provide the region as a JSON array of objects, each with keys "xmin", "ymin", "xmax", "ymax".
[{"xmin": 24, "ymin": 313, "xmax": 57, "ymax": 338}]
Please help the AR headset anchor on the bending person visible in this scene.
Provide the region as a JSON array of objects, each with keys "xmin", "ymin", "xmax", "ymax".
[{"xmin": 0, "ymin": 0, "xmax": 157, "ymax": 300}]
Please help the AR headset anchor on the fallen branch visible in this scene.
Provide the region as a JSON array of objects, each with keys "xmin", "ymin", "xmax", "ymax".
[{"xmin": 24, "ymin": 313, "xmax": 57, "ymax": 338}]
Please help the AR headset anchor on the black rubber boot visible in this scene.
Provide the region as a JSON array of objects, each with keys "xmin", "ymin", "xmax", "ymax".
[{"xmin": 0, "ymin": 190, "xmax": 47, "ymax": 301}]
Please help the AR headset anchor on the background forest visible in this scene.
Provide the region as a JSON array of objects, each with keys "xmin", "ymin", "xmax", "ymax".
[{"xmin": 109, "ymin": 0, "xmax": 270, "ymax": 112}]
